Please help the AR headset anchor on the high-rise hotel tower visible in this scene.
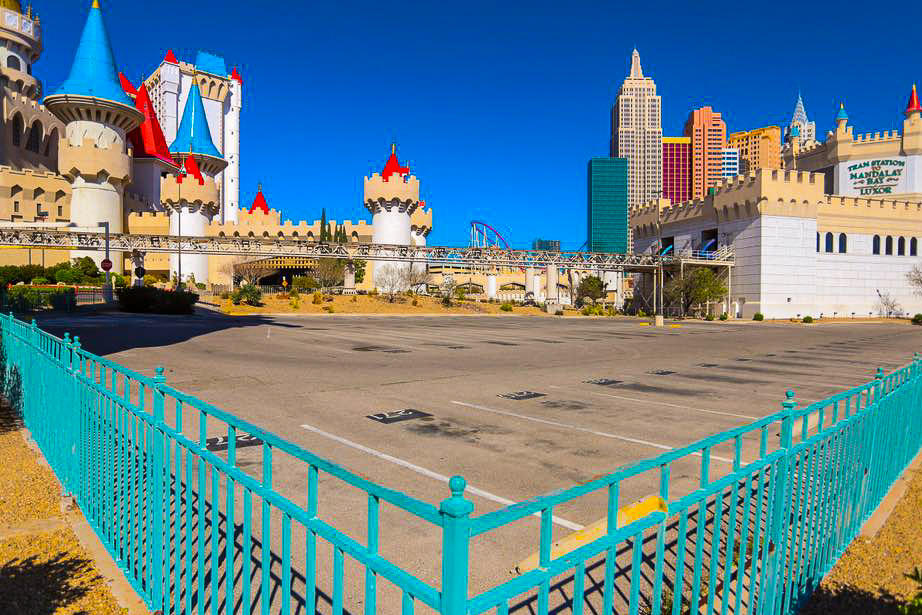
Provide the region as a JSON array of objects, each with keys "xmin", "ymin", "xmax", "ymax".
[{"xmin": 610, "ymin": 49, "xmax": 662, "ymax": 222}]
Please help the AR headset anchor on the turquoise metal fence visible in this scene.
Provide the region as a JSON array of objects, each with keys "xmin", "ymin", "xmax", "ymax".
[{"xmin": 3, "ymin": 312, "xmax": 921, "ymax": 615}]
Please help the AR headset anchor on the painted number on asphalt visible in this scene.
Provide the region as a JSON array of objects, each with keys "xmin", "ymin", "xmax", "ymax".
[
  {"xmin": 367, "ymin": 409, "xmax": 433, "ymax": 424},
  {"xmin": 498, "ymin": 391, "xmax": 546, "ymax": 400},
  {"xmin": 584, "ymin": 378, "xmax": 623, "ymax": 386},
  {"xmin": 205, "ymin": 434, "xmax": 263, "ymax": 452}
]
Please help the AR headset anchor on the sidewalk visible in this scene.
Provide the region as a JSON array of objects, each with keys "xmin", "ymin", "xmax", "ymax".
[{"xmin": 0, "ymin": 405, "xmax": 132, "ymax": 615}]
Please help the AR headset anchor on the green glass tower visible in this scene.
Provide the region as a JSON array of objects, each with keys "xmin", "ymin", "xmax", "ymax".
[{"xmin": 588, "ymin": 157, "xmax": 628, "ymax": 253}]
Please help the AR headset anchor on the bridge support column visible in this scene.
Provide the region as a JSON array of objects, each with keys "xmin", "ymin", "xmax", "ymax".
[
  {"xmin": 546, "ymin": 265, "xmax": 558, "ymax": 304},
  {"xmin": 486, "ymin": 274, "xmax": 497, "ymax": 300},
  {"xmin": 525, "ymin": 267, "xmax": 535, "ymax": 302},
  {"xmin": 344, "ymin": 261, "xmax": 357, "ymax": 295}
]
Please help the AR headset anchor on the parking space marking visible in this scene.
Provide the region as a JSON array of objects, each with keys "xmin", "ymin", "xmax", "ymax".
[
  {"xmin": 450, "ymin": 400, "xmax": 734, "ymax": 463},
  {"xmin": 553, "ymin": 386, "xmax": 758, "ymax": 420},
  {"xmin": 299, "ymin": 422, "xmax": 584, "ymax": 531}
]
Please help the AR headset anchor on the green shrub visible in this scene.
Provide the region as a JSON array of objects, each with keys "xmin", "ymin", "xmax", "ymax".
[
  {"xmin": 7, "ymin": 286, "xmax": 47, "ymax": 311},
  {"xmin": 220, "ymin": 291, "xmax": 231, "ymax": 300},
  {"xmin": 412, "ymin": 298, "xmax": 419, "ymax": 307},
  {"xmin": 289, "ymin": 294, "xmax": 300, "ymax": 309},
  {"xmin": 143, "ymin": 274, "xmax": 158, "ymax": 287},
  {"xmin": 312, "ymin": 292, "xmax": 323, "ymax": 305},
  {"xmin": 581, "ymin": 306, "xmax": 592, "ymax": 316},
  {"xmin": 753, "ymin": 312, "xmax": 764, "ymax": 321},
  {"xmin": 500, "ymin": 303, "xmax": 513, "ymax": 312},
  {"xmin": 116, "ymin": 287, "xmax": 198, "ymax": 314},
  {"xmin": 637, "ymin": 309, "xmax": 647, "ymax": 317},
  {"xmin": 705, "ymin": 314, "xmax": 715, "ymax": 321},
  {"xmin": 719, "ymin": 313, "xmax": 728, "ymax": 321},
  {"xmin": 802, "ymin": 315, "xmax": 814, "ymax": 323},
  {"xmin": 555, "ymin": 309, "xmax": 564, "ymax": 316},
  {"xmin": 231, "ymin": 284, "xmax": 262, "ymax": 306},
  {"xmin": 323, "ymin": 305, "xmax": 335, "ymax": 313},
  {"xmin": 292, "ymin": 276, "xmax": 318, "ymax": 291},
  {"xmin": 196, "ymin": 282, "xmax": 206, "ymax": 290},
  {"xmin": 913, "ymin": 314, "xmax": 922, "ymax": 325}
]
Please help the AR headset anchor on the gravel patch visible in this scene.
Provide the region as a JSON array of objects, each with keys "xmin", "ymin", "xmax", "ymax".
[
  {"xmin": 0, "ymin": 406, "xmax": 129, "ymax": 614},
  {"xmin": 800, "ymin": 464, "xmax": 922, "ymax": 614}
]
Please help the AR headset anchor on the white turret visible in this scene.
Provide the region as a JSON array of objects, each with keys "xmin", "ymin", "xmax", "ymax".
[
  {"xmin": 364, "ymin": 144, "xmax": 421, "ymax": 289},
  {"xmin": 222, "ymin": 68, "xmax": 242, "ymax": 223}
]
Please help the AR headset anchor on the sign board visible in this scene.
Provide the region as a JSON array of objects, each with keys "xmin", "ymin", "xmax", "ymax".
[
  {"xmin": 135, "ymin": 267, "xmax": 146, "ymax": 278},
  {"xmin": 205, "ymin": 433, "xmax": 263, "ymax": 452},
  {"xmin": 366, "ymin": 409, "xmax": 432, "ymax": 424},
  {"xmin": 841, "ymin": 158, "xmax": 908, "ymax": 196},
  {"xmin": 100, "ymin": 258, "xmax": 113, "ymax": 272}
]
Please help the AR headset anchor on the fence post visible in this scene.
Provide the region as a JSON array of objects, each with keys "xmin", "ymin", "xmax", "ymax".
[
  {"xmin": 764, "ymin": 390, "xmax": 796, "ymax": 615},
  {"xmin": 151, "ymin": 366, "xmax": 166, "ymax": 613},
  {"xmin": 440, "ymin": 475, "xmax": 473, "ymax": 615}
]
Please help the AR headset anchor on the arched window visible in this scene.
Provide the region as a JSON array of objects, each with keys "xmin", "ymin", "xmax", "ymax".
[
  {"xmin": 816, "ymin": 232, "xmax": 820, "ymax": 252},
  {"xmin": 10, "ymin": 113, "xmax": 23, "ymax": 147},
  {"xmin": 25, "ymin": 120, "xmax": 41, "ymax": 153},
  {"xmin": 886, "ymin": 236, "xmax": 894, "ymax": 255},
  {"xmin": 838, "ymin": 233, "xmax": 847, "ymax": 254},
  {"xmin": 825, "ymin": 232, "xmax": 833, "ymax": 253},
  {"xmin": 873, "ymin": 235, "xmax": 881, "ymax": 255},
  {"xmin": 912, "ymin": 238, "xmax": 918, "ymax": 257},
  {"xmin": 6, "ymin": 55, "xmax": 20, "ymax": 71},
  {"xmin": 899, "ymin": 237, "xmax": 906, "ymax": 256}
]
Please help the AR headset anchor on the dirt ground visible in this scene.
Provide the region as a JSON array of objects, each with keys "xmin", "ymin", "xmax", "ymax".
[
  {"xmin": 800, "ymin": 461, "xmax": 922, "ymax": 614},
  {"xmin": 213, "ymin": 292, "xmax": 553, "ymax": 316},
  {"xmin": 0, "ymin": 407, "xmax": 128, "ymax": 615}
]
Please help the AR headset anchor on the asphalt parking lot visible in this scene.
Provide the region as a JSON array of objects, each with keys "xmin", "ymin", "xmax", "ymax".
[{"xmin": 37, "ymin": 311, "xmax": 922, "ymax": 613}]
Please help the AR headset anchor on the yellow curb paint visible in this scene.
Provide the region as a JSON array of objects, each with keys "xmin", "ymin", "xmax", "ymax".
[{"xmin": 512, "ymin": 495, "xmax": 668, "ymax": 575}]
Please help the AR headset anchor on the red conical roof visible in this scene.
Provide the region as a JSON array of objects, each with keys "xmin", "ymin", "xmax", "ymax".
[
  {"xmin": 164, "ymin": 49, "xmax": 178, "ymax": 64},
  {"xmin": 127, "ymin": 84, "xmax": 178, "ymax": 169},
  {"xmin": 118, "ymin": 72, "xmax": 137, "ymax": 97},
  {"xmin": 249, "ymin": 184, "xmax": 269, "ymax": 214},
  {"xmin": 231, "ymin": 66, "xmax": 243, "ymax": 85},
  {"xmin": 175, "ymin": 154, "xmax": 204, "ymax": 185},
  {"xmin": 907, "ymin": 84, "xmax": 922, "ymax": 115},
  {"xmin": 381, "ymin": 143, "xmax": 409, "ymax": 182}
]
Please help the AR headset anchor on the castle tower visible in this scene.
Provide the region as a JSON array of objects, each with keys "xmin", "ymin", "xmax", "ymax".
[
  {"xmin": 43, "ymin": 0, "xmax": 143, "ymax": 273},
  {"xmin": 363, "ymin": 144, "xmax": 420, "ymax": 288},
  {"xmin": 0, "ymin": 0, "xmax": 42, "ymax": 99},
  {"xmin": 222, "ymin": 68, "xmax": 242, "ymax": 224},
  {"xmin": 903, "ymin": 84, "xmax": 922, "ymax": 156},
  {"xmin": 164, "ymin": 83, "xmax": 227, "ymax": 285}
]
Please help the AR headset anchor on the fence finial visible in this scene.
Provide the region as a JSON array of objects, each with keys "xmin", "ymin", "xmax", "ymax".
[
  {"xmin": 441, "ymin": 475, "xmax": 473, "ymax": 517},
  {"xmin": 155, "ymin": 366, "xmax": 165, "ymax": 382},
  {"xmin": 783, "ymin": 390, "xmax": 797, "ymax": 409},
  {"xmin": 63, "ymin": 332, "xmax": 70, "ymax": 343},
  {"xmin": 875, "ymin": 368, "xmax": 885, "ymax": 380}
]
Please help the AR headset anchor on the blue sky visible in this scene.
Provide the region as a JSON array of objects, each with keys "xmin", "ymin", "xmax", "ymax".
[{"xmin": 39, "ymin": 1, "xmax": 922, "ymax": 248}]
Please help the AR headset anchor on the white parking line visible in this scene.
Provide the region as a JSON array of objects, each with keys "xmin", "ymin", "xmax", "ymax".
[
  {"xmin": 299, "ymin": 422, "xmax": 584, "ymax": 531},
  {"xmin": 548, "ymin": 385, "xmax": 758, "ymax": 420},
  {"xmin": 449, "ymin": 401, "xmax": 734, "ymax": 463}
]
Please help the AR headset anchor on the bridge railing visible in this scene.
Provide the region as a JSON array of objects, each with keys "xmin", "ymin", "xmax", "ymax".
[{"xmin": 2, "ymin": 314, "xmax": 920, "ymax": 615}]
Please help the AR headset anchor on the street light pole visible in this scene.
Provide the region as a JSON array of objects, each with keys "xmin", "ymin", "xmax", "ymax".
[{"xmin": 97, "ymin": 221, "xmax": 110, "ymax": 287}]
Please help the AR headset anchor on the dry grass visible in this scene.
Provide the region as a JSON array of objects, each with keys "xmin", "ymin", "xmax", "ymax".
[
  {"xmin": 218, "ymin": 293, "xmax": 550, "ymax": 316},
  {"xmin": 800, "ymin": 464, "xmax": 922, "ymax": 614}
]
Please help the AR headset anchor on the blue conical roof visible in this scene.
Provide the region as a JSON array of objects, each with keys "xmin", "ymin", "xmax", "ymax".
[
  {"xmin": 49, "ymin": 1, "xmax": 133, "ymax": 106},
  {"xmin": 835, "ymin": 102, "xmax": 848, "ymax": 122},
  {"xmin": 169, "ymin": 84, "xmax": 222, "ymax": 158}
]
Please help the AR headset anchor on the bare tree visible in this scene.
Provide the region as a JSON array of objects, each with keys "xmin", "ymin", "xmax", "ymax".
[
  {"xmin": 440, "ymin": 276, "xmax": 458, "ymax": 306},
  {"xmin": 376, "ymin": 264, "xmax": 408, "ymax": 302},
  {"xmin": 227, "ymin": 257, "xmax": 278, "ymax": 287},
  {"xmin": 876, "ymin": 290, "xmax": 902, "ymax": 318},
  {"xmin": 907, "ymin": 265, "xmax": 922, "ymax": 296},
  {"xmin": 405, "ymin": 268, "xmax": 432, "ymax": 295},
  {"xmin": 314, "ymin": 259, "xmax": 345, "ymax": 290}
]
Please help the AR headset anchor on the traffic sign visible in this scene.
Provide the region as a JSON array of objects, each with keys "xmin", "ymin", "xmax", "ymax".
[
  {"xmin": 135, "ymin": 266, "xmax": 146, "ymax": 278},
  {"xmin": 100, "ymin": 258, "xmax": 112, "ymax": 272}
]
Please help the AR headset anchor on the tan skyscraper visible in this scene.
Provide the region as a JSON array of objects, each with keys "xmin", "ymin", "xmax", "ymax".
[
  {"xmin": 727, "ymin": 126, "xmax": 781, "ymax": 173},
  {"xmin": 610, "ymin": 49, "xmax": 662, "ymax": 216},
  {"xmin": 684, "ymin": 106, "xmax": 727, "ymax": 199}
]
